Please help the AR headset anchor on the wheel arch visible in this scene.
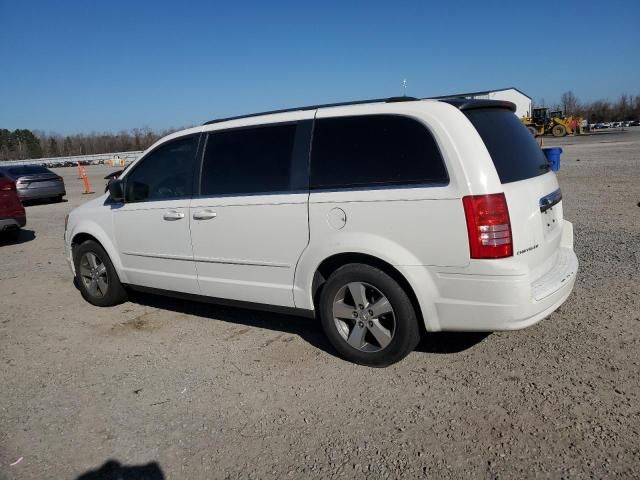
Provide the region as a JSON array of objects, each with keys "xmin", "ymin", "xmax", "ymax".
[
  {"xmin": 312, "ymin": 252, "xmax": 425, "ymax": 329},
  {"xmin": 69, "ymin": 222, "xmax": 128, "ymax": 283},
  {"xmin": 298, "ymin": 248, "xmax": 442, "ymax": 332},
  {"xmin": 71, "ymin": 232, "xmax": 101, "ymax": 248}
]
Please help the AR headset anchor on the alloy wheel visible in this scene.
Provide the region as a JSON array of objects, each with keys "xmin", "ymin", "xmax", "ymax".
[
  {"xmin": 332, "ymin": 282, "xmax": 396, "ymax": 352},
  {"xmin": 79, "ymin": 252, "xmax": 109, "ymax": 298}
]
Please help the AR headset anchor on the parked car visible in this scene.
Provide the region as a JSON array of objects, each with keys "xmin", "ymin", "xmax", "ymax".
[
  {"xmin": 0, "ymin": 165, "xmax": 66, "ymax": 203},
  {"xmin": 593, "ymin": 123, "xmax": 608, "ymax": 129},
  {"xmin": 628, "ymin": 120, "xmax": 640, "ymax": 127},
  {"xmin": 0, "ymin": 172, "xmax": 26, "ymax": 240},
  {"xmin": 64, "ymin": 97, "xmax": 578, "ymax": 366}
]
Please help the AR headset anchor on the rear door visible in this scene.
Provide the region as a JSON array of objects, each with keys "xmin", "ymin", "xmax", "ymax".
[
  {"xmin": 190, "ymin": 117, "xmax": 312, "ymax": 307},
  {"xmin": 465, "ymin": 108, "xmax": 564, "ymax": 278}
]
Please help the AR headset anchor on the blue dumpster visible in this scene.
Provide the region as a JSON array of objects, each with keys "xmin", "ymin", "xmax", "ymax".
[{"xmin": 542, "ymin": 147, "xmax": 563, "ymax": 171}]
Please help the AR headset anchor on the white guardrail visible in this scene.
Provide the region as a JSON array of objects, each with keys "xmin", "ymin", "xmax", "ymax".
[{"xmin": 1, "ymin": 151, "xmax": 145, "ymax": 167}]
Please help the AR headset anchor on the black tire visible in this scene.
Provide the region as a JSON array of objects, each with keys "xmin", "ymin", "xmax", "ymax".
[
  {"xmin": 552, "ymin": 124, "xmax": 567, "ymax": 137},
  {"xmin": 73, "ymin": 240, "xmax": 127, "ymax": 307},
  {"xmin": 527, "ymin": 126, "xmax": 537, "ymax": 137},
  {"xmin": 318, "ymin": 263, "xmax": 420, "ymax": 367}
]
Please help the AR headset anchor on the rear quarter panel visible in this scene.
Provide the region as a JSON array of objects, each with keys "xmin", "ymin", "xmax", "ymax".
[{"xmin": 294, "ymin": 102, "xmax": 486, "ymax": 311}]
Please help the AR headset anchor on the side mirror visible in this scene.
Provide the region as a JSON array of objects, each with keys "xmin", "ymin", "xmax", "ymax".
[
  {"xmin": 108, "ymin": 179, "xmax": 125, "ymax": 203},
  {"xmin": 104, "ymin": 169, "xmax": 123, "ymax": 181}
]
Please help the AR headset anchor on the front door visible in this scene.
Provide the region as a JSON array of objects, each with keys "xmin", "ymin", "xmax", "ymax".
[
  {"xmin": 190, "ymin": 117, "xmax": 312, "ymax": 307},
  {"xmin": 113, "ymin": 134, "xmax": 200, "ymax": 294}
]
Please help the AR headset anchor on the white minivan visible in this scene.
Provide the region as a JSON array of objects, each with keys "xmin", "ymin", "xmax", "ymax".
[{"xmin": 64, "ymin": 97, "xmax": 578, "ymax": 366}]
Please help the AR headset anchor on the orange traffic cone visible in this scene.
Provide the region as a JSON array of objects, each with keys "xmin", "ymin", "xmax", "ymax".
[{"xmin": 81, "ymin": 169, "xmax": 94, "ymax": 195}]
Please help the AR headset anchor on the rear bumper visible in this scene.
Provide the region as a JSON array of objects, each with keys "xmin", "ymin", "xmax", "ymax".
[
  {"xmin": 18, "ymin": 185, "xmax": 66, "ymax": 200},
  {"xmin": 0, "ymin": 215, "xmax": 26, "ymax": 230},
  {"xmin": 429, "ymin": 221, "xmax": 578, "ymax": 331}
]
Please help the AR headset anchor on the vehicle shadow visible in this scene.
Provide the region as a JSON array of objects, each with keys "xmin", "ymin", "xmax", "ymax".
[
  {"xmin": 22, "ymin": 198, "xmax": 67, "ymax": 206},
  {"xmin": 76, "ymin": 459, "xmax": 164, "ymax": 480},
  {"xmin": 127, "ymin": 290, "xmax": 488, "ymax": 357},
  {"xmin": 416, "ymin": 331, "xmax": 490, "ymax": 354},
  {"xmin": 127, "ymin": 290, "xmax": 334, "ymax": 354},
  {"xmin": 0, "ymin": 228, "xmax": 36, "ymax": 246}
]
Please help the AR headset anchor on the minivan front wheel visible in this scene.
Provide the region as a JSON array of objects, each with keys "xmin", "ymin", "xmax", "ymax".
[
  {"xmin": 74, "ymin": 240, "xmax": 127, "ymax": 307},
  {"xmin": 318, "ymin": 264, "xmax": 419, "ymax": 367}
]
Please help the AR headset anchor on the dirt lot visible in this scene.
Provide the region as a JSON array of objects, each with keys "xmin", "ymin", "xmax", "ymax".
[{"xmin": 1, "ymin": 129, "xmax": 639, "ymax": 479}]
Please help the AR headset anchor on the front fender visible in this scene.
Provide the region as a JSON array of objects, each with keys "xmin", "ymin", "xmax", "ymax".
[{"xmin": 67, "ymin": 218, "xmax": 128, "ymax": 284}]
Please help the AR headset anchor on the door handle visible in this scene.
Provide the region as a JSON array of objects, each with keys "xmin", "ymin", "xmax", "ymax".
[
  {"xmin": 163, "ymin": 210, "xmax": 185, "ymax": 221},
  {"xmin": 193, "ymin": 210, "xmax": 217, "ymax": 220}
]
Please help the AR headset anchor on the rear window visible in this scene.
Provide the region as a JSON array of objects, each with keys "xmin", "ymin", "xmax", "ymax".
[
  {"xmin": 7, "ymin": 165, "xmax": 51, "ymax": 176},
  {"xmin": 465, "ymin": 109, "xmax": 548, "ymax": 184}
]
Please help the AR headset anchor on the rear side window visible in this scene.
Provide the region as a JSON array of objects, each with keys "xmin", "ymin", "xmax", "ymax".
[
  {"xmin": 465, "ymin": 109, "xmax": 548, "ymax": 183},
  {"xmin": 310, "ymin": 115, "xmax": 448, "ymax": 189},
  {"xmin": 201, "ymin": 123, "xmax": 298, "ymax": 196}
]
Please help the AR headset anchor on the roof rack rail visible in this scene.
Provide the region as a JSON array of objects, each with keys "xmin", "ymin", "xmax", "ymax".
[
  {"xmin": 203, "ymin": 96, "xmax": 420, "ymax": 125},
  {"xmin": 438, "ymin": 98, "xmax": 516, "ymax": 112}
]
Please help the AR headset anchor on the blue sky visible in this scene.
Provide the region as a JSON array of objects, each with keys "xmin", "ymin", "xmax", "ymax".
[{"xmin": 1, "ymin": 0, "xmax": 638, "ymax": 134}]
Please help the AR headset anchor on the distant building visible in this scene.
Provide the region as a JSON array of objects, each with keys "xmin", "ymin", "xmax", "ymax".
[{"xmin": 431, "ymin": 87, "xmax": 532, "ymax": 118}]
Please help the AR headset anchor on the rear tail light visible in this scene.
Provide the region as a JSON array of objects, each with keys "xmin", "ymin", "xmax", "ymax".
[
  {"xmin": 462, "ymin": 193, "xmax": 513, "ymax": 259},
  {"xmin": 0, "ymin": 180, "xmax": 16, "ymax": 191}
]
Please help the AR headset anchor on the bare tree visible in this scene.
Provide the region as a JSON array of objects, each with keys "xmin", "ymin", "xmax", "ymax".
[{"xmin": 560, "ymin": 91, "xmax": 579, "ymax": 115}]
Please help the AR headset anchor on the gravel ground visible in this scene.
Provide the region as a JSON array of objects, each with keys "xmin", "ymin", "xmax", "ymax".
[{"xmin": 1, "ymin": 129, "xmax": 639, "ymax": 479}]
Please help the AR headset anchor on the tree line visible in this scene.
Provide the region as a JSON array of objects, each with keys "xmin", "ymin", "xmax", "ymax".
[
  {"xmin": 2, "ymin": 92, "xmax": 640, "ymax": 161},
  {"xmin": 0, "ymin": 127, "xmax": 179, "ymax": 162},
  {"xmin": 545, "ymin": 92, "xmax": 640, "ymax": 122}
]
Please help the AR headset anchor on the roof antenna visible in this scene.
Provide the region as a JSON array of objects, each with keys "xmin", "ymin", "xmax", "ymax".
[{"xmin": 401, "ymin": 79, "xmax": 408, "ymax": 97}]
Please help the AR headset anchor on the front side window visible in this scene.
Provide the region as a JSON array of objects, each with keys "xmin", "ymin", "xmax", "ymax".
[
  {"xmin": 310, "ymin": 115, "xmax": 448, "ymax": 189},
  {"xmin": 124, "ymin": 136, "xmax": 196, "ymax": 202},
  {"xmin": 200, "ymin": 123, "xmax": 298, "ymax": 196}
]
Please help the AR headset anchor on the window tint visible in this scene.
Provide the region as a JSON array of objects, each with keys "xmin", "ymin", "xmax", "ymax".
[
  {"xmin": 310, "ymin": 115, "xmax": 447, "ymax": 189},
  {"xmin": 465, "ymin": 109, "xmax": 548, "ymax": 183},
  {"xmin": 201, "ymin": 123, "xmax": 297, "ymax": 196},
  {"xmin": 8, "ymin": 165, "xmax": 51, "ymax": 176},
  {"xmin": 124, "ymin": 136, "xmax": 196, "ymax": 202}
]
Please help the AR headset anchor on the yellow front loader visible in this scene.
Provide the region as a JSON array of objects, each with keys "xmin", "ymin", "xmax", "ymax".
[{"xmin": 521, "ymin": 108, "xmax": 582, "ymax": 137}]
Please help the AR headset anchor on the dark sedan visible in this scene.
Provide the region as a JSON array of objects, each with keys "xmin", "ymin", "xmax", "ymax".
[{"xmin": 0, "ymin": 165, "xmax": 66, "ymax": 202}]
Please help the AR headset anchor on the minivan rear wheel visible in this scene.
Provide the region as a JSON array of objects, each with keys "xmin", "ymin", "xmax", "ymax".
[
  {"xmin": 74, "ymin": 240, "xmax": 127, "ymax": 307},
  {"xmin": 318, "ymin": 264, "xmax": 419, "ymax": 367}
]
